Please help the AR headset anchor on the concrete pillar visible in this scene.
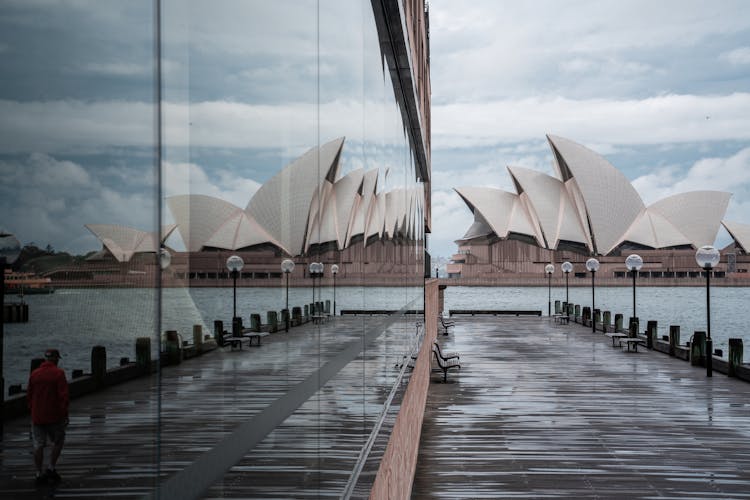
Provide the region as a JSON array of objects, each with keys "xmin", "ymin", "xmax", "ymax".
[
  {"xmin": 136, "ymin": 337, "xmax": 151, "ymax": 371},
  {"xmin": 729, "ymin": 338, "xmax": 743, "ymax": 377},
  {"xmin": 554, "ymin": 300, "xmax": 561, "ymax": 314},
  {"xmin": 250, "ymin": 313, "xmax": 261, "ymax": 332},
  {"xmin": 691, "ymin": 331, "xmax": 706, "ymax": 366},
  {"xmin": 91, "ymin": 345, "xmax": 107, "ymax": 383},
  {"xmin": 629, "ymin": 317, "xmax": 639, "ymax": 337},
  {"xmin": 614, "ymin": 313, "xmax": 623, "ymax": 332},
  {"xmin": 669, "ymin": 325, "xmax": 680, "ymax": 356},
  {"xmin": 267, "ymin": 310, "xmax": 278, "ymax": 333},
  {"xmin": 164, "ymin": 331, "xmax": 181, "ymax": 365},
  {"xmin": 192, "ymin": 324, "xmax": 203, "ymax": 347},
  {"xmin": 646, "ymin": 320, "xmax": 657, "ymax": 349},
  {"xmin": 292, "ymin": 306, "xmax": 302, "ymax": 325}
]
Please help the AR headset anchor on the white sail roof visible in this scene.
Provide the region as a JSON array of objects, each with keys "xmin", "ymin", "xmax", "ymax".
[
  {"xmin": 547, "ymin": 134, "xmax": 645, "ymax": 254},
  {"xmin": 85, "ymin": 224, "xmax": 177, "ymax": 262},
  {"xmin": 723, "ymin": 220, "xmax": 750, "ymax": 252},
  {"xmin": 246, "ymin": 136, "xmax": 345, "ymax": 256},
  {"xmin": 648, "ymin": 191, "xmax": 732, "ymax": 249}
]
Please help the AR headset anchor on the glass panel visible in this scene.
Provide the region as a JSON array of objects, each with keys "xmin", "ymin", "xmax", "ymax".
[{"xmin": 0, "ymin": 0, "xmax": 160, "ymax": 491}]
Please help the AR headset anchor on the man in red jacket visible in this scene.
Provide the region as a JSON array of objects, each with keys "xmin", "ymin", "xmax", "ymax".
[{"xmin": 27, "ymin": 348, "xmax": 69, "ymax": 485}]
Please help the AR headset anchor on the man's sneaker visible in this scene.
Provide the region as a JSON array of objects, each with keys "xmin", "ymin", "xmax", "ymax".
[
  {"xmin": 46, "ymin": 469, "xmax": 61, "ymax": 483},
  {"xmin": 35, "ymin": 472, "xmax": 48, "ymax": 485}
]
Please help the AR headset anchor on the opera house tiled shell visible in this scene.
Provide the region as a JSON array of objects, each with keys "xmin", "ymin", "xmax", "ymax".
[{"xmin": 457, "ymin": 135, "xmax": 734, "ymax": 256}]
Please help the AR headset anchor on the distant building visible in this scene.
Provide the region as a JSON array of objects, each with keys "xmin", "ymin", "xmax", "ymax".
[{"xmin": 450, "ymin": 135, "xmax": 750, "ymax": 284}]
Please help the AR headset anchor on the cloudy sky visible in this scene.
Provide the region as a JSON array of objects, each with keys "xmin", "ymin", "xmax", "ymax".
[{"xmin": 427, "ymin": 0, "xmax": 750, "ymax": 257}]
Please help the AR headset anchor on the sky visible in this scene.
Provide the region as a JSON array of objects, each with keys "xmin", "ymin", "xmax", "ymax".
[
  {"xmin": 427, "ymin": 0, "xmax": 750, "ymax": 257},
  {"xmin": 1, "ymin": 1, "xmax": 749, "ymax": 259}
]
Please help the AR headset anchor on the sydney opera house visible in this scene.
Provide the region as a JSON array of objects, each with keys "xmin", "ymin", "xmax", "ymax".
[
  {"xmin": 54, "ymin": 136, "xmax": 427, "ymax": 287},
  {"xmin": 448, "ymin": 135, "xmax": 750, "ymax": 284}
]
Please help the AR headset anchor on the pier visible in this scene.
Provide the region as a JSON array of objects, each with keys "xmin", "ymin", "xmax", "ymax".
[{"xmin": 4, "ymin": 310, "xmax": 750, "ymax": 497}]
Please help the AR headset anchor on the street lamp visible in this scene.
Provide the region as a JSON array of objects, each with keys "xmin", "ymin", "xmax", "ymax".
[
  {"xmin": 545, "ymin": 263, "xmax": 554, "ymax": 316},
  {"xmin": 695, "ymin": 245, "xmax": 720, "ymax": 377},
  {"xmin": 331, "ymin": 264, "xmax": 339, "ymax": 317},
  {"xmin": 561, "ymin": 261, "xmax": 573, "ymax": 320},
  {"xmin": 281, "ymin": 259, "xmax": 295, "ymax": 331},
  {"xmin": 159, "ymin": 247, "xmax": 171, "ymax": 270},
  {"xmin": 586, "ymin": 258, "xmax": 600, "ymax": 333},
  {"xmin": 0, "ymin": 231, "xmax": 21, "ymax": 440},
  {"xmin": 226, "ymin": 255, "xmax": 244, "ymax": 327},
  {"xmin": 625, "ymin": 254, "xmax": 643, "ymax": 320}
]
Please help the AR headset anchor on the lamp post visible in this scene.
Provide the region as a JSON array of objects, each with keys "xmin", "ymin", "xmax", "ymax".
[
  {"xmin": 0, "ymin": 231, "xmax": 21, "ymax": 440},
  {"xmin": 545, "ymin": 263, "xmax": 554, "ymax": 316},
  {"xmin": 331, "ymin": 264, "xmax": 339, "ymax": 317},
  {"xmin": 696, "ymin": 245, "xmax": 720, "ymax": 378},
  {"xmin": 435, "ymin": 265, "xmax": 439, "ymax": 279},
  {"xmin": 625, "ymin": 254, "xmax": 643, "ymax": 320},
  {"xmin": 561, "ymin": 261, "xmax": 572, "ymax": 320},
  {"xmin": 226, "ymin": 255, "xmax": 244, "ymax": 327},
  {"xmin": 281, "ymin": 259, "xmax": 295, "ymax": 331},
  {"xmin": 159, "ymin": 247, "xmax": 171, "ymax": 271},
  {"xmin": 586, "ymin": 258, "xmax": 600, "ymax": 332}
]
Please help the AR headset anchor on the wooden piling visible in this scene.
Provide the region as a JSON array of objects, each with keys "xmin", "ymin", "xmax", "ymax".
[
  {"xmin": 250, "ymin": 313, "xmax": 261, "ymax": 332},
  {"xmin": 729, "ymin": 338, "xmax": 744, "ymax": 377},
  {"xmin": 555, "ymin": 300, "xmax": 561, "ymax": 314},
  {"xmin": 91, "ymin": 345, "xmax": 107, "ymax": 383},
  {"xmin": 614, "ymin": 313, "xmax": 623, "ymax": 332},
  {"xmin": 669, "ymin": 325, "xmax": 680, "ymax": 356},
  {"xmin": 267, "ymin": 311, "xmax": 278, "ymax": 333},
  {"xmin": 292, "ymin": 306, "xmax": 302, "ymax": 325},
  {"xmin": 192, "ymin": 324, "xmax": 203, "ymax": 347},
  {"xmin": 646, "ymin": 320, "xmax": 658, "ymax": 349},
  {"xmin": 136, "ymin": 337, "xmax": 151, "ymax": 371},
  {"xmin": 165, "ymin": 331, "xmax": 181, "ymax": 365},
  {"xmin": 691, "ymin": 331, "xmax": 706, "ymax": 366},
  {"xmin": 629, "ymin": 317, "xmax": 639, "ymax": 338}
]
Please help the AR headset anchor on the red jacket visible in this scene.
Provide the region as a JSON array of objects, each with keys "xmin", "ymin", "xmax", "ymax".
[{"xmin": 27, "ymin": 361, "xmax": 69, "ymax": 425}]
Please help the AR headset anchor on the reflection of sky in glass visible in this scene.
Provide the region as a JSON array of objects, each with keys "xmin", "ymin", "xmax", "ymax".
[{"xmin": 0, "ymin": 0, "xmax": 421, "ymax": 255}]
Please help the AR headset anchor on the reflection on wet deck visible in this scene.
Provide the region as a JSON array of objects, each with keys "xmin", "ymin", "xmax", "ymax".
[
  {"xmin": 0, "ymin": 315, "xmax": 417, "ymax": 499},
  {"xmin": 413, "ymin": 316, "xmax": 750, "ymax": 498}
]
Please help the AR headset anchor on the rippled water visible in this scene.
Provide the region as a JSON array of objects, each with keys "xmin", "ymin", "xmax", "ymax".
[
  {"xmin": 5, "ymin": 285, "xmax": 748, "ymax": 391},
  {"xmin": 445, "ymin": 285, "xmax": 750, "ymax": 361},
  {"xmin": 3, "ymin": 286, "xmax": 423, "ymax": 390}
]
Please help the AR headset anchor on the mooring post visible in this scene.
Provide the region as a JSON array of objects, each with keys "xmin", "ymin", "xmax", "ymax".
[
  {"xmin": 646, "ymin": 320, "xmax": 658, "ymax": 349},
  {"xmin": 728, "ymin": 338, "xmax": 743, "ymax": 377},
  {"xmin": 691, "ymin": 331, "xmax": 706, "ymax": 366},
  {"xmin": 669, "ymin": 325, "xmax": 680, "ymax": 356},
  {"xmin": 136, "ymin": 337, "xmax": 151, "ymax": 372}
]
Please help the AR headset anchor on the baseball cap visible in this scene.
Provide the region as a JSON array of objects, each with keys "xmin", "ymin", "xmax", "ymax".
[{"xmin": 44, "ymin": 349, "xmax": 62, "ymax": 360}]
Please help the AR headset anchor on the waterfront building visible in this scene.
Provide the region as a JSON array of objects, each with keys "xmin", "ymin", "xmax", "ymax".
[
  {"xmin": 450, "ymin": 135, "xmax": 750, "ymax": 284},
  {"xmin": 1, "ymin": 0, "xmax": 431, "ymax": 497}
]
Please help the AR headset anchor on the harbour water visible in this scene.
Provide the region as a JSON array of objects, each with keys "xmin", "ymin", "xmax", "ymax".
[{"xmin": 4, "ymin": 285, "xmax": 748, "ymax": 390}]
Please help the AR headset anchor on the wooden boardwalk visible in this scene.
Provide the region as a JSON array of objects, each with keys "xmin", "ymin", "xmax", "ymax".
[
  {"xmin": 414, "ymin": 316, "xmax": 750, "ymax": 499},
  {"xmin": 0, "ymin": 315, "xmax": 418, "ymax": 499}
]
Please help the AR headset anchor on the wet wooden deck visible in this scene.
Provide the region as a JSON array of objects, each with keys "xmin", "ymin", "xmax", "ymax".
[
  {"xmin": 0, "ymin": 315, "xmax": 418, "ymax": 499},
  {"xmin": 413, "ymin": 316, "xmax": 750, "ymax": 498}
]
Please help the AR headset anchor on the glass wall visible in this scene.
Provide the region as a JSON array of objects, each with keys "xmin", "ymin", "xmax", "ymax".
[{"xmin": 1, "ymin": 0, "xmax": 425, "ymax": 497}]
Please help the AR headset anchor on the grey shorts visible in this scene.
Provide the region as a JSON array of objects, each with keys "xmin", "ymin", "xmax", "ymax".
[{"xmin": 31, "ymin": 421, "xmax": 66, "ymax": 449}]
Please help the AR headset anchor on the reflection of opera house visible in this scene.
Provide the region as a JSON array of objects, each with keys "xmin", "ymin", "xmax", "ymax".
[
  {"xmin": 449, "ymin": 135, "xmax": 750, "ymax": 285},
  {"xmin": 51, "ymin": 137, "xmax": 426, "ymax": 287}
]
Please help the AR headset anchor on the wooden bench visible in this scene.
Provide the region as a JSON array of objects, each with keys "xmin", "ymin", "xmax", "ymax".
[
  {"xmin": 619, "ymin": 337, "xmax": 646, "ymax": 352},
  {"xmin": 605, "ymin": 332, "xmax": 628, "ymax": 347},
  {"xmin": 438, "ymin": 316, "xmax": 455, "ymax": 335},
  {"xmin": 432, "ymin": 345, "xmax": 461, "ymax": 382},
  {"xmin": 553, "ymin": 314, "xmax": 569, "ymax": 325},
  {"xmin": 433, "ymin": 341, "xmax": 459, "ymax": 361},
  {"xmin": 241, "ymin": 329, "xmax": 269, "ymax": 346}
]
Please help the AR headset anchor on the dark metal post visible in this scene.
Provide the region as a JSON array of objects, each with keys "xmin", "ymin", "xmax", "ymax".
[
  {"xmin": 547, "ymin": 272, "xmax": 551, "ymax": 316},
  {"xmin": 565, "ymin": 272, "xmax": 569, "ymax": 320},
  {"xmin": 705, "ymin": 266, "xmax": 712, "ymax": 377},
  {"xmin": 591, "ymin": 270, "xmax": 596, "ymax": 333},
  {"xmin": 332, "ymin": 273, "xmax": 336, "ymax": 316},
  {"xmin": 632, "ymin": 269, "xmax": 637, "ymax": 318},
  {"xmin": 1, "ymin": 256, "xmax": 5, "ymax": 439},
  {"xmin": 285, "ymin": 271, "xmax": 290, "ymax": 332},
  {"xmin": 232, "ymin": 269, "xmax": 238, "ymax": 319}
]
